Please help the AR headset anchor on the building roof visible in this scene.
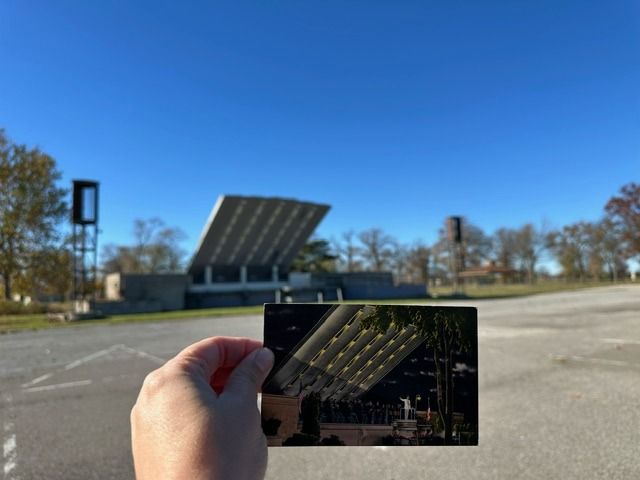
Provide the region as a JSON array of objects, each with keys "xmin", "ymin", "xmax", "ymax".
[
  {"xmin": 458, "ymin": 263, "xmax": 517, "ymax": 278},
  {"xmin": 188, "ymin": 195, "xmax": 330, "ymax": 274}
]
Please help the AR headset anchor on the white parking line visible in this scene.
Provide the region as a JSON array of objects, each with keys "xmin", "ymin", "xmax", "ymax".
[
  {"xmin": 23, "ymin": 380, "xmax": 92, "ymax": 393},
  {"xmin": 21, "ymin": 346, "xmax": 120, "ymax": 388},
  {"xmin": 20, "ymin": 372, "xmax": 54, "ymax": 388},
  {"xmin": 3, "ymin": 395, "xmax": 17, "ymax": 480},
  {"xmin": 3, "ymin": 430, "xmax": 16, "ymax": 478},
  {"xmin": 21, "ymin": 344, "xmax": 165, "ymax": 390},
  {"xmin": 63, "ymin": 345, "xmax": 122, "ymax": 371},
  {"xmin": 119, "ymin": 346, "xmax": 166, "ymax": 365}
]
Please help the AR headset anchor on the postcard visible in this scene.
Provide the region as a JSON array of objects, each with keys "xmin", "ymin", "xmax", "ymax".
[{"xmin": 261, "ymin": 303, "xmax": 478, "ymax": 446}]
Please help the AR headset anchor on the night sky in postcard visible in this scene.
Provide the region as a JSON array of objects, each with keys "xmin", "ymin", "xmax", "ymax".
[{"xmin": 264, "ymin": 303, "xmax": 333, "ymax": 371}]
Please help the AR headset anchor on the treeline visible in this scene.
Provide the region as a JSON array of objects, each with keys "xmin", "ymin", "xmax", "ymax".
[
  {"xmin": 296, "ymin": 183, "xmax": 639, "ymax": 285},
  {"xmin": 0, "ymin": 127, "xmax": 638, "ymax": 303},
  {"xmin": 101, "ymin": 218, "xmax": 185, "ymax": 275},
  {"xmin": 0, "ymin": 130, "xmax": 187, "ymax": 302}
]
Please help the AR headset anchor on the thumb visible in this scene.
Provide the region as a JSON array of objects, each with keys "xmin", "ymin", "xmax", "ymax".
[{"xmin": 224, "ymin": 347, "xmax": 274, "ymax": 398}]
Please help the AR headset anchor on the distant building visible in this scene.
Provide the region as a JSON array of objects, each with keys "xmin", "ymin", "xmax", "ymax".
[{"xmin": 458, "ymin": 261, "xmax": 517, "ymax": 285}]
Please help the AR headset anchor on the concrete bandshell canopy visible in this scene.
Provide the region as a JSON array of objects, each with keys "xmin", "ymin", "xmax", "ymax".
[{"xmin": 188, "ymin": 195, "xmax": 330, "ymax": 277}]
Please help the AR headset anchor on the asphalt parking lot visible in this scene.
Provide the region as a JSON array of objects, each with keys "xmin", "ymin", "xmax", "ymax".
[{"xmin": 2, "ymin": 285, "xmax": 640, "ymax": 479}]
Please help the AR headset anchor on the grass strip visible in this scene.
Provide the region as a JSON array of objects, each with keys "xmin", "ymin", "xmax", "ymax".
[{"xmin": 1, "ymin": 281, "xmax": 632, "ymax": 334}]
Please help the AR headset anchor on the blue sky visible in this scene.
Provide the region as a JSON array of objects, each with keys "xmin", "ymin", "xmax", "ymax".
[{"xmin": 1, "ymin": 1, "xmax": 638, "ymax": 258}]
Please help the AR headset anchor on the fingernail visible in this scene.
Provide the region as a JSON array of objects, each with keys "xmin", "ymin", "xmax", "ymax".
[{"xmin": 254, "ymin": 348, "xmax": 274, "ymax": 373}]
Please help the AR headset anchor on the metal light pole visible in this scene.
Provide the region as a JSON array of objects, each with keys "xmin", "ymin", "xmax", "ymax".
[{"xmin": 71, "ymin": 180, "xmax": 99, "ymax": 313}]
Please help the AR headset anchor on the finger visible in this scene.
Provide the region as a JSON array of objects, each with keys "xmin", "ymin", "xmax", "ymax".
[
  {"xmin": 223, "ymin": 347, "xmax": 274, "ymax": 398},
  {"xmin": 172, "ymin": 336, "xmax": 263, "ymax": 381}
]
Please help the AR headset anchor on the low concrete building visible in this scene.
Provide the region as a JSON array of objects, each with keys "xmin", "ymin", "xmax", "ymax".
[{"xmin": 100, "ymin": 272, "xmax": 189, "ymax": 314}]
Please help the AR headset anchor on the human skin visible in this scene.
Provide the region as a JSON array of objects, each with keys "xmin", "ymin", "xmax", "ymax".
[{"xmin": 130, "ymin": 336, "xmax": 275, "ymax": 480}]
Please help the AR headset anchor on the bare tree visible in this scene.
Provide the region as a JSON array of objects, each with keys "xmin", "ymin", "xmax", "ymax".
[
  {"xmin": 587, "ymin": 219, "xmax": 626, "ymax": 282},
  {"xmin": 389, "ymin": 242, "xmax": 409, "ymax": 283},
  {"xmin": 146, "ymin": 224, "xmax": 186, "ymax": 273},
  {"xmin": 461, "ymin": 221, "xmax": 492, "ymax": 268},
  {"xmin": 101, "ymin": 244, "xmax": 138, "ymax": 274},
  {"xmin": 430, "ymin": 233, "xmax": 451, "ymax": 285},
  {"xmin": 406, "ymin": 241, "xmax": 431, "ymax": 284},
  {"xmin": 546, "ymin": 222, "xmax": 592, "ymax": 281},
  {"xmin": 428, "ymin": 218, "xmax": 491, "ymax": 285},
  {"xmin": 358, "ymin": 228, "xmax": 396, "ymax": 271},
  {"xmin": 513, "ymin": 223, "xmax": 547, "ymax": 284},
  {"xmin": 102, "ymin": 218, "xmax": 186, "ymax": 274},
  {"xmin": 492, "ymin": 228, "xmax": 518, "ymax": 269},
  {"xmin": 333, "ymin": 230, "xmax": 362, "ymax": 272}
]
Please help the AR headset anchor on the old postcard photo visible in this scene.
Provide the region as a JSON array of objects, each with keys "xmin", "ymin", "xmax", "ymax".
[{"xmin": 261, "ymin": 303, "xmax": 478, "ymax": 447}]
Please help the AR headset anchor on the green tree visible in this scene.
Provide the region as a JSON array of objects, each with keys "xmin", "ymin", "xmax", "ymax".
[
  {"xmin": 546, "ymin": 222, "xmax": 592, "ymax": 281},
  {"xmin": 291, "ymin": 238, "xmax": 337, "ymax": 273},
  {"xmin": 0, "ymin": 130, "xmax": 68, "ymax": 300},
  {"xmin": 16, "ymin": 247, "xmax": 73, "ymax": 299},
  {"xmin": 605, "ymin": 182, "xmax": 640, "ymax": 261},
  {"xmin": 360, "ymin": 305, "xmax": 476, "ymax": 444}
]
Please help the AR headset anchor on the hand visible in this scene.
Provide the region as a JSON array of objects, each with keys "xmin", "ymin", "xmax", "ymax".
[{"xmin": 130, "ymin": 336, "xmax": 275, "ymax": 480}]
